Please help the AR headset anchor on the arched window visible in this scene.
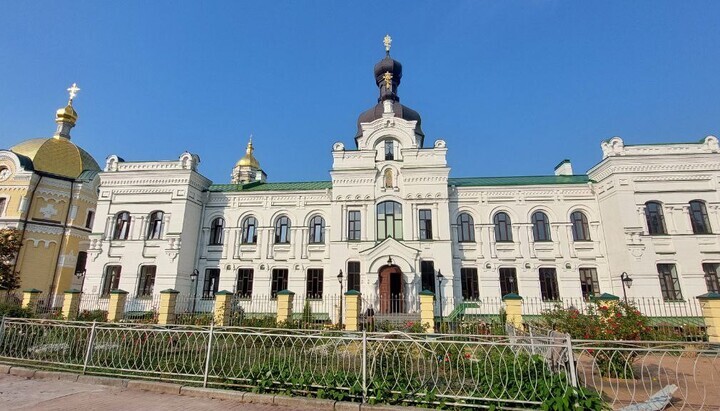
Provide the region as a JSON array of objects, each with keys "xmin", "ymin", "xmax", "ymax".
[
  {"xmin": 644, "ymin": 201, "xmax": 667, "ymax": 235},
  {"xmin": 377, "ymin": 201, "xmax": 403, "ymax": 240},
  {"xmin": 308, "ymin": 215, "xmax": 325, "ymax": 244},
  {"xmin": 113, "ymin": 211, "xmax": 131, "ymax": 240},
  {"xmin": 146, "ymin": 211, "xmax": 164, "ymax": 240},
  {"xmin": 275, "ymin": 216, "xmax": 291, "ymax": 244},
  {"xmin": 241, "ymin": 216, "xmax": 258, "ymax": 244},
  {"xmin": 570, "ymin": 211, "xmax": 591, "ymax": 241},
  {"xmin": 689, "ymin": 200, "xmax": 712, "ymax": 234},
  {"xmin": 209, "ymin": 217, "xmax": 225, "ymax": 245},
  {"xmin": 531, "ymin": 211, "xmax": 552, "ymax": 242},
  {"xmin": 457, "ymin": 213, "xmax": 475, "ymax": 242},
  {"xmin": 493, "ymin": 212, "xmax": 513, "ymax": 242}
]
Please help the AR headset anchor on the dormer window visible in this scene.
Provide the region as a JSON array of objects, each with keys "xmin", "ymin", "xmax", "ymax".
[{"xmin": 384, "ymin": 140, "xmax": 394, "ymax": 160}]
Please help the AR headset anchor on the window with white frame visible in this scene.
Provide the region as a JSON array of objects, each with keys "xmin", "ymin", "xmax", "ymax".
[
  {"xmin": 308, "ymin": 215, "xmax": 325, "ymax": 244},
  {"xmin": 347, "ymin": 261, "xmax": 360, "ymax": 292},
  {"xmin": 457, "ymin": 213, "xmax": 475, "ymax": 242},
  {"xmin": 579, "ymin": 268, "xmax": 600, "ymax": 300},
  {"xmin": 306, "ymin": 268, "xmax": 323, "ymax": 298},
  {"xmin": 657, "ymin": 263, "xmax": 683, "ymax": 301},
  {"xmin": 271, "ymin": 269, "xmax": 289, "ymax": 298},
  {"xmin": 531, "ymin": 211, "xmax": 552, "ymax": 242},
  {"xmin": 702, "ymin": 263, "xmax": 720, "ymax": 293},
  {"xmin": 146, "ymin": 211, "xmax": 164, "ymax": 240},
  {"xmin": 499, "ymin": 267, "xmax": 518, "ymax": 296},
  {"xmin": 137, "ymin": 265, "xmax": 156, "ymax": 297},
  {"xmin": 347, "ymin": 210, "xmax": 361, "ymax": 241},
  {"xmin": 202, "ymin": 268, "xmax": 220, "ymax": 298},
  {"xmin": 237, "ymin": 268, "xmax": 254, "ymax": 297},
  {"xmin": 493, "ymin": 212, "xmax": 513, "ymax": 242},
  {"xmin": 241, "ymin": 216, "xmax": 258, "ymax": 244},
  {"xmin": 377, "ymin": 201, "xmax": 402, "ymax": 240},
  {"xmin": 539, "ymin": 268, "xmax": 560, "ymax": 301},
  {"xmin": 101, "ymin": 265, "xmax": 122, "ymax": 297},
  {"xmin": 570, "ymin": 211, "xmax": 591, "ymax": 241},
  {"xmin": 645, "ymin": 202, "xmax": 667, "ymax": 235},
  {"xmin": 85, "ymin": 210, "xmax": 95, "ymax": 229},
  {"xmin": 209, "ymin": 218, "xmax": 224, "ymax": 245},
  {"xmin": 275, "ymin": 216, "xmax": 291, "ymax": 244},
  {"xmin": 690, "ymin": 200, "xmax": 712, "ymax": 234},
  {"xmin": 418, "ymin": 209, "xmax": 433, "ymax": 240},
  {"xmin": 113, "ymin": 212, "xmax": 131, "ymax": 240},
  {"xmin": 461, "ymin": 268, "xmax": 479, "ymax": 300}
]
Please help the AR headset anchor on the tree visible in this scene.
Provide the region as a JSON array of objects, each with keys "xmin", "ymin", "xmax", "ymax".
[{"xmin": 0, "ymin": 228, "xmax": 22, "ymax": 291}]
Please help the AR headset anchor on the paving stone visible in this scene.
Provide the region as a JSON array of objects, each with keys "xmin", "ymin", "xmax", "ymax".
[
  {"xmin": 127, "ymin": 380, "xmax": 182, "ymax": 395},
  {"xmin": 274, "ymin": 395, "xmax": 335, "ymax": 410},
  {"xmin": 242, "ymin": 392, "xmax": 275, "ymax": 404},
  {"xmin": 335, "ymin": 401, "xmax": 362, "ymax": 411},
  {"xmin": 9, "ymin": 366, "xmax": 36, "ymax": 379},
  {"xmin": 180, "ymin": 386, "xmax": 245, "ymax": 401},
  {"xmin": 0, "ymin": 364, "xmax": 11, "ymax": 374}
]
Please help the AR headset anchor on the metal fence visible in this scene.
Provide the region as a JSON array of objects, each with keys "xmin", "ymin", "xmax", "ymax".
[
  {"xmin": 360, "ymin": 294, "xmax": 422, "ymax": 332},
  {"xmin": 0, "ymin": 317, "xmax": 717, "ymax": 409}
]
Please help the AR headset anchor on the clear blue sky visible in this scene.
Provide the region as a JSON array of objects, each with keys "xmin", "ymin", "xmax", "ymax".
[{"xmin": 2, "ymin": 1, "xmax": 719, "ymax": 183}]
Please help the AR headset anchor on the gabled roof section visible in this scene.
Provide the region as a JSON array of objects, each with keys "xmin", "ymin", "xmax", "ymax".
[
  {"xmin": 209, "ymin": 180, "xmax": 332, "ymax": 192},
  {"xmin": 448, "ymin": 175, "xmax": 591, "ymax": 187}
]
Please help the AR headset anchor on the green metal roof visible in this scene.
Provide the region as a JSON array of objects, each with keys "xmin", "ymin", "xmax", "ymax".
[
  {"xmin": 209, "ymin": 181, "xmax": 332, "ymax": 192},
  {"xmin": 448, "ymin": 175, "xmax": 591, "ymax": 187}
]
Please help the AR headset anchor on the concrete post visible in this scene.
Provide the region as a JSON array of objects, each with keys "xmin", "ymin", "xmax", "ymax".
[
  {"xmin": 276, "ymin": 290, "xmax": 294, "ymax": 324},
  {"xmin": 214, "ymin": 290, "xmax": 233, "ymax": 326},
  {"xmin": 697, "ymin": 292, "xmax": 720, "ymax": 344},
  {"xmin": 344, "ymin": 290, "xmax": 361, "ymax": 331},
  {"xmin": 107, "ymin": 290, "xmax": 128, "ymax": 322},
  {"xmin": 419, "ymin": 290, "xmax": 435, "ymax": 334},
  {"xmin": 157, "ymin": 289, "xmax": 179, "ymax": 325},
  {"xmin": 21, "ymin": 289, "xmax": 42, "ymax": 312},
  {"xmin": 62, "ymin": 289, "xmax": 82, "ymax": 320},
  {"xmin": 503, "ymin": 293, "xmax": 523, "ymax": 329},
  {"xmin": 593, "ymin": 292, "xmax": 620, "ymax": 309}
]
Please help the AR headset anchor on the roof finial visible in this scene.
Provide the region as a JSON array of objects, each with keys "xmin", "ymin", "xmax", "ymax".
[
  {"xmin": 67, "ymin": 83, "xmax": 80, "ymax": 105},
  {"xmin": 246, "ymin": 134, "xmax": 254, "ymax": 154},
  {"xmin": 383, "ymin": 34, "xmax": 392, "ymax": 55}
]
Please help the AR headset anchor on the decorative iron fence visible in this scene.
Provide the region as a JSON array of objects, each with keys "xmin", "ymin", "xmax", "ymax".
[
  {"xmin": 435, "ymin": 296, "xmax": 506, "ymax": 334},
  {"xmin": 0, "ymin": 318, "xmax": 717, "ymax": 409},
  {"xmin": 360, "ymin": 294, "xmax": 421, "ymax": 332}
]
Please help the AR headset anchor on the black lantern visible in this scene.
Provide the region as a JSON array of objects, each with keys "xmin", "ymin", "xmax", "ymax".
[
  {"xmin": 338, "ymin": 269, "xmax": 344, "ymax": 329},
  {"xmin": 190, "ymin": 269, "xmax": 199, "ymax": 313},
  {"xmin": 620, "ymin": 272, "xmax": 632, "ymax": 303},
  {"xmin": 436, "ymin": 270, "xmax": 445, "ymax": 332}
]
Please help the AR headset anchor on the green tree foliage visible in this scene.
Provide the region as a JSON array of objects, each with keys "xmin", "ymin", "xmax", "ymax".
[{"xmin": 0, "ymin": 228, "xmax": 22, "ymax": 290}]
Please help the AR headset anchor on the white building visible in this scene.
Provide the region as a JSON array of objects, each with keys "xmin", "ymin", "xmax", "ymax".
[{"xmin": 83, "ymin": 40, "xmax": 720, "ymax": 315}]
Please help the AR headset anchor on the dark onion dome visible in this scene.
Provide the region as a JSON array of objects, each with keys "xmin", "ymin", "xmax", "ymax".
[{"xmin": 355, "ymin": 47, "xmax": 424, "ymax": 146}]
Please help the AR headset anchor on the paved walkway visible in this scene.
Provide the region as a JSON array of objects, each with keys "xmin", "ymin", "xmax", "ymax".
[{"xmin": 0, "ymin": 374, "xmax": 319, "ymax": 410}]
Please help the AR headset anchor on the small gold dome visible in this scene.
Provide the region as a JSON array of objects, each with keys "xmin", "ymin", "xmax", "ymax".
[
  {"xmin": 55, "ymin": 103, "xmax": 78, "ymax": 125},
  {"xmin": 236, "ymin": 138, "xmax": 260, "ymax": 169}
]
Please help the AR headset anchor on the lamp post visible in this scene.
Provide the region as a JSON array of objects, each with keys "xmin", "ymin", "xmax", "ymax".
[
  {"xmin": 436, "ymin": 270, "xmax": 445, "ymax": 332},
  {"xmin": 190, "ymin": 269, "xmax": 199, "ymax": 313},
  {"xmin": 620, "ymin": 272, "xmax": 633, "ymax": 303},
  {"xmin": 337, "ymin": 269, "xmax": 344, "ymax": 329},
  {"xmin": 75, "ymin": 269, "xmax": 86, "ymax": 293}
]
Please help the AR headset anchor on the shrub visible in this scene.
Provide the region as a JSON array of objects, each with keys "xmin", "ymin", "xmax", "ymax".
[
  {"xmin": 0, "ymin": 302, "xmax": 32, "ymax": 318},
  {"xmin": 76, "ymin": 309, "xmax": 108, "ymax": 322}
]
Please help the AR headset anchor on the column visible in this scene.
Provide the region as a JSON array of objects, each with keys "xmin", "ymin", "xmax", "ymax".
[
  {"xmin": 104, "ymin": 216, "xmax": 113, "ymax": 240},
  {"xmin": 255, "ymin": 228, "xmax": 263, "ymax": 259},
  {"xmin": 62, "ymin": 289, "xmax": 82, "ymax": 320},
  {"xmin": 157, "ymin": 289, "xmax": 179, "ymax": 325},
  {"xmin": 107, "ymin": 290, "xmax": 128, "ymax": 322},
  {"xmin": 344, "ymin": 290, "xmax": 361, "ymax": 331},
  {"xmin": 419, "ymin": 290, "xmax": 434, "ymax": 333},
  {"xmin": 697, "ymin": 292, "xmax": 720, "ymax": 344},
  {"xmin": 22, "ymin": 289, "xmax": 42, "ymax": 312},
  {"xmin": 363, "ymin": 204, "xmax": 370, "ymax": 241},
  {"xmin": 213, "ymin": 290, "xmax": 233, "ymax": 326},
  {"xmin": 276, "ymin": 290, "xmax": 295, "ymax": 324},
  {"xmin": 221, "ymin": 228, "xmax": 230, "ymax": 259},
  {"xmin": 432, "ymin": 203, "xmax": 439, "ymax": 240},
  {"xmin": 502, "ymin": 293, "xmax": 523, "ymax": 329}
]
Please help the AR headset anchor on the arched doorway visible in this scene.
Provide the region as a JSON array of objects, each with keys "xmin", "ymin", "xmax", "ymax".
[{"xmin": 378, "ymin": 264, "xmax": 404, "ymax": 313}]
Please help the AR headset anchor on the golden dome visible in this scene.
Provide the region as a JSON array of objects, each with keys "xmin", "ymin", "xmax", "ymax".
[
  {"xmin": 236, "ymin": 138, "xmax": 260, "ymax": 169},
  {"xmin": 10, "ymin": 137, "xmax": 100, "ymax": 179},
  {"xmin": 55, "ymin": 103, "xmax": 78, "ymax": 125}
]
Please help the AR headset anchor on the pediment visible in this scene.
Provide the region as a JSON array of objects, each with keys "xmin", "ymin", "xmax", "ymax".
[{"xmin": 359, "ymin": 237, "xmax": 419, "ymax": 274}]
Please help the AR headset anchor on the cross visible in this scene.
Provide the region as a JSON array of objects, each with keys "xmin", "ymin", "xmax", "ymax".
[
  {"xmin": 67, "ymin": 83, "xmax": 80, "ymax": 103},
  {"xmin": 383, "ymin": 71, "xmax": 393, "ymax": 91},
  {"xmin": 383, "ymin": 34, "xmax": 392, "ymax": 53}
]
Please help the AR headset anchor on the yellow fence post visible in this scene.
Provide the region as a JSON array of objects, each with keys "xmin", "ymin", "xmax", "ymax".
[
  {"xmin": 214, "ymin": 290, "xmax": 233, "ymax": 326},
  {"xmin": 502, "ymin": 293, "xmax": 523, "ymax": 329},
  {"xmin": 107, "ymin": 290, "xmax": 128, "ymax": 322},
  {"xmin": 697, "ymin": 292, "xmax": 720, "ymax": 345},
  {"xmin": 62, "ymin": 289, "xmax": 82, "ymax": 320},
  {"xmin": 344, "ymin": 290, "xmax": 361, "ymax": 331},
  {"xmin": 276, "ymin": 290, "xmax": 294, "ymax": 324},
  {"xmin": 22, "ymin": 289, "xmax": 42, "ymax": 312},
  {"xmin": 157, "ymin": 289, "xmax": 179, "ymax": 325},
  {"xmin": 419, "ymin": 290, "xmax": 435, "ymax": 333}
]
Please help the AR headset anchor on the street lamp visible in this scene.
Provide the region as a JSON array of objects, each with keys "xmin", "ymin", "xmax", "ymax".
[
  {"xmin": 190, "ymin": 269, "xmax": 199, "ymax": 313},
  {"xmin": 620, "ymin": 272, "xmax": 633, "ymax": 303},
  {"xmin": 387, "ymin": 256, "xmax": 393, "ymax": 266},
  {"xmin": 436, "ymin": 270, "xmax": 445, "ymax": 333},
  {"xmin": 337, "ymin": 270, "xmax": 344, "ymax": 329}
]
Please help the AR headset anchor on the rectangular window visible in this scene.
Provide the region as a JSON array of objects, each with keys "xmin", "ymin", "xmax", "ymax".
[
  {"xmin": 703, "ymin": 263, "xmax": 720, "ymax": 293},
  {"xmin": 347, "ymin": 261, "xmax": 360, "ymax": 292},
  {"xmin": 271, "ymin": 269, "xmax": 289, "ymax": 298},
  {"xmin": 384, "ymin": 140, "xmax": 394, "ymax": 160},
  {"xmin": 499, "ymin": 267, "xmax": 518, "ymax": 297},
  {"xmin": 461, "ymin": 268, "xmax": 479, "ymax": 300},
  {"xmin": 137, "ymin": 265, "xmax": 156, "ymax": 297},
  {"xmin": 657, "ymin": 263, "xmax": 683, "ymax": 301},
  {"xmin": 237, "ymin": 268, "xmax": 254, "ymax": 297},
  {"xmin": 0, "ymin": 198, "xmax": 6, "ymax": 216},
  {"xmin": 421, "ymin": 261, "xmax": 436, "ymax": 293},
  {"xmin": 202, "ymin": 268, "xmax": 220, "ymax": 298},
  {"xmin": 539, "ymin": 268, "xmax": 560, "ymax": 301},
  {"xmin": 348, "ymin": 210, "xmax": 361, "ymax": 241},
  {"xmin": 306, "ymin": 268, "xmax": 324, "ymax": 298},
  {"xmin": 74, "ymin": 251, "xmax": 88, "ymax": 276},
  {"xmin": 418, "ymin": 209, "xmax": 433, "ymax": 240},
  {"xmin": 85, "ymin": 210, "xmax": 95, "ymax": 229},
  {"xmin": 579, "ymin": 268, "xmax": 600, "ymax": 300},
  {"xmin": 101, "ymin": 265, "xmax": 122, "ymax": 297}
]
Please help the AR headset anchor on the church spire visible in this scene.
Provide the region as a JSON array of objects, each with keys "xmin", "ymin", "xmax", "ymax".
[
  {"xmin": 54, "ymin": 83, "xmax": 80, "ymax": 139},
  {"xmin": 232, "ymin": 135, "xmax": 266, "ymax": 184},
  {"xmin": 373, "ymin": 35, "xmax": 402, "ymax": 103}
]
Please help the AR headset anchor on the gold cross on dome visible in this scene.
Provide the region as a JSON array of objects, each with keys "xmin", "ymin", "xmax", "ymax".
[
  {"xmin": 383, "ymin": 71, "xmax": 393, "ymax": 90},
  {"xmin": 383, "ymin": 34, "xmax": 392, "ymax": 53},
  {"xmin": 67, "ymin": 83, "xmax": 80, "ymax": 103}
]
